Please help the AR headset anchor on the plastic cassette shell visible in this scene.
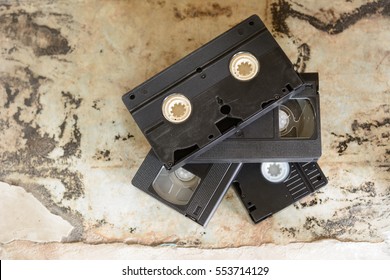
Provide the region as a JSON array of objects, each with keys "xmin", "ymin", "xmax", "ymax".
[
  {"xmin": 193, "ymin": 73, "xmax": 322, "ymax": 163},
  {"xmin": 233, "ymin": 162, "xmax": 328, "ymax": 224},
  {"xmin": 122, "ymin": 15, "xmax": 303, "ymax": 171},
  {"xmin": 132, "ymin": 151, "xmax": 242, "ymax": 226}
]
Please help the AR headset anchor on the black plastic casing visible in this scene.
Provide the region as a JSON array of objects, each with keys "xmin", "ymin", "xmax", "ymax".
[
  {"xmin": 132, "ymin": 151, "xmax": 242, "ymax": 226},
  {"xmin": 193, "ymin": 73, "xmax": 322, "ymax": 163},
  {"xmin": 233, "ymin": 162, "xmax": 328, "ymax": 224},
  {"xmin": 123, "ymin": 15, "xmax": 303, "ymax": 171}
]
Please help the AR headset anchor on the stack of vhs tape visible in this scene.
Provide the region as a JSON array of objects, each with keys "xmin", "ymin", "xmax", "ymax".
[{"xmin": 122, "ymin": 15, "xmax": 327, "ymax": 226}]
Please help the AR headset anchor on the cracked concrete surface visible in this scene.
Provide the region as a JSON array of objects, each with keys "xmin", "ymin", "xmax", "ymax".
[
  {"xmin": 1, "ymin": 240, "xmax": 390, "ymax": 259},
  {"xmin": 0, "ymin": 0, "xmax": 389, "ymax": 258},
  {"xmin": 0, "ymin": 182, "xmax": 73, "ymax": 243}
]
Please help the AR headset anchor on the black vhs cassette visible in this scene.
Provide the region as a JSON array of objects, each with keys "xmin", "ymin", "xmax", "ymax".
[
  {"xmin": 123, "ymin": 15, "xmax": 303, "ymax": 171},
  {"xmin": 132, "ymin": 151, "xmax": 242, "ymax": 226},
  {"xmin": 233, "ymin": 162, "xmax": 328, "ymax": 223},
  {"xmin": 194, "ymin": 73, "xmax": 321, "ymax": 163}
]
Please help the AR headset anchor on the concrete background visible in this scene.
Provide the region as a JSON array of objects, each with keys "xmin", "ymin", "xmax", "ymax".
[{"xmin": 0, "ymin": 0, "xmax": 389, "ymax": 259}]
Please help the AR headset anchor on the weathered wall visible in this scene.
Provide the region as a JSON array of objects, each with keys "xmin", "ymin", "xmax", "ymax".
[{"xmin": 0, "ymin": 0, "xmax": 389, "ymax": 258}]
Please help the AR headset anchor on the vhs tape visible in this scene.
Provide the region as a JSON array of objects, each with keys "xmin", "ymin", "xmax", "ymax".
[
  {"xmin": 233, "ymin": 161, "xmax": 328, "ymax": 223},
  {"xmin": 132, "ymin": 151, "xmax": 242, "ymax": 226},
  {"xmin": 193, "ymin": 73, "xmax": 322, "ymax": 163},
  {"xmin": 123, "ymin": 15, "xmax": 303, "ymax": 171}
]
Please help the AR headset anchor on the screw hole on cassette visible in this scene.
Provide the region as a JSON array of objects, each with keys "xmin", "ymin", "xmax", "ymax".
[
  {"xmin": 220, "ymin": 104, "xmax": 231, "ymax": 115},
  {"xmin": 274, "ymin": 94, "xmax": 280, "ymax": 100},
  {"xmin": 129, "ymin": 94, "xmax": 135, "ymax": 100},
  {"xmin": 249, "ymin": 21, "xmax": 254, "ymax": 26},
  {"xmin": 196, "ymin": 67, "xmax": 202, "ymax": 73},
  {"xmin": 216, "ymin": 97, "xmax": 223, "ymax": 105},
  {"xmin": 282, "ymin": 88, "xmax": 286, "ymax": 93},
  {"xmin": 208, "ymin": 134, "xmax": 214, "ymax": 140},
  {"xmin": 201, "ymin": 74, "xmax": 206, "ymax": 79}
]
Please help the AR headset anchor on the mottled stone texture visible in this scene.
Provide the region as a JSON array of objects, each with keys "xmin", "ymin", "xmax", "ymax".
[{"xmin": 0, "ymin": 0, "xmax": 389, "ymax": 258}]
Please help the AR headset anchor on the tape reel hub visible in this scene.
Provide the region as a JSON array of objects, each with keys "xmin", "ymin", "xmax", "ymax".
[
  {"xmin": 261, "ymin": 162, "xmax": 290, "ymax": 183},
  {"xmin": 279, "ymin": 109, "xmax": 290, "ymax": 131},
  {"xmin": 174, "ymin": 168, "xmax": 196, "ymax": 182},
  {"xmin": 229, "ymin": 52, "xmax": 259, "ymax": 81},
  {"xmin": 162, "ymin": 94, "xmax": 192, "ymax": 123}
]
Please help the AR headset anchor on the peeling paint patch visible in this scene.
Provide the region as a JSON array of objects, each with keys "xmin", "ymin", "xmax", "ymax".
[
  {"xmin": 331, "ymin": 132, "xmax": 369, "ymax": 154},
  {"xmin": 92, "ymin": 99, "xmax": 102, "ymax": 111},
  {"xmin": 62, "ymin": 91, "xmax": 82, "ymax": 109},
  {"xmin": 271, "ymin": 0, "xmax": 390, "ymax": 36},
  {"xmin": 299, "ymin": 197, "xmax": 324, "ymax": 208},
  {"xmin": 294, "ymin": 43, "xmax": 310, "ymax": 73},
  {"xmin": 173, "ymin": 3, "xmax": 232, "ymax": 20},
  {"xmin": 0, "ymin": 11, "xmax": 71, "ymax": 56},
  {"xmin": 0, "ymin": 67, "xmax": 85, "ymax": 202},
  {"xmin": 114, "ymin": 133, "xmax": 134, "ymax": 141},
  {"xmin": 331, "ymin": 105, "xmax": 389, "ymax": 156},
  {"xmin": 93, "ymin": 149, "xmax": 111, "ymax": 161},
  {"xmin": 61, "ymin": 114, "xmax": 82, "ymax": 159},
  {"xmin": 0, "ymin": 182, "xmax": 74, "ymax": 243},
  {"xmin": 340, "ymin": 181, "xmax": 377, "ymax": 197},
  {"xmin": 3, "ymin": 82, "xmax": 19, "ymax": 108}
]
